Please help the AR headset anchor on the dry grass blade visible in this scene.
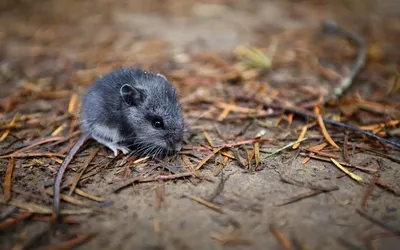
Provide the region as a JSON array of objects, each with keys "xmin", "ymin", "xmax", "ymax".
[
  {"xmin": 153, "ymin": 218, "xmax": 161, "ymax": 233},
  {"xmin": 358, "ymin": 120, "xmax": 399, "ymax": 131},
  {"xmin": 181, "ymin": 155, "xmax": 200, "ymax": 177},
  {"xmin": 68, "ymin": 93, "xmax": 79, "ymax": 116},
  {"xmin": 0, "ymin": 212, "xmax": 33, "ymax": 230},
  {"xmin": 186, "ymin": 195, "xmax": 224, "ymax": 213},
  {"xmin": 2, "ymin": 200, "xmax": 93, "ymax": 215},
  {"xmin": 217, "ymin": 100, "xmax": 234, "ymax": 121},
  {"xmin": 214, "ymin": 156, "xmax": 229, "ymax": 176},
  {"xmin": 51, "ymin": 123, "xmax": 68, "ymax": 136},
  {"xmin": 356, "ymin": 209, "xmax": 400, "ymax": 236},
  {"xmin": 0, "ymin": 112, "xmax": 19, "ymax": 142},
  {"xmin": 195, "ymin": 147, "xmax": 224, "ymax": 170},
  {"xmin": 155, "ymin": 185, "xmax": 165, "ymax": 211},
  {"xmin": 36, "ymin": 233, "xmax": 95, "ymax": 250},
  {"xmin": 0, "ymin": 152, "xmax": 65, "ymax": 159},
  {"xmin": 331, "ymin": 158, "xmax": 364, "ymax": 183},
  {"xmin": 270, "ymin": 223, "xmax": 294, "ymax": 250},
  {"xmin": 4, "ymin": 136, "xmax": 64, "ymax": 156},
  {"xmin": 300, "ymin": 153, "xmax": 377, "ymax": 173},
  {"xmin": 316, "ymin": 114, "xmax": 340, "ymax": 149},
  {"xmin": 308, "ymin": 142, "xmax": 328, "ymax": 151},
  {"xmin": 45, "ymin": 188, "xmax": 87, "ymax": 207},
  {"xmin": 74, "ymin": 188, "xmax": 105, "ymax": 203},
  {"xmin": 113, "ymin": 172, "xmax": 194, "ymax": 192},
  {"xmin": 361, "ymin": 173, "xmax": 380, "ymax": 210},
  {"xmin": 254, "ymin": 142, "xmax": 260, "ymax": 167},
  {"xmin": 220, "ymin": 151, "xmax": 235, "ymax": 159},
  {"xmin": 4, "ymin": 157, "xmax": 15, "ymax": 202},
  {"xmin": 264, "ymin": 138, "xmax": 308, "ymax": 159},
  {"xmin": 305, "ymin": 148, "xmax": 340, "ymax": 158},
  {"xmin": 214, "ymin": 138, "xmax": 273, "ymax": 148},
  {"xmin": 234, "ymin": 40, "xmax": 277, "ymax": 69},
  {"xmin": 293, "ymin": 125, "xmax": 308, "ymax": 149},
  {"xmin": 215, "ymin": 102, "xmax": 260, "ymax": 114},
  {"xmin": 375, "ymin": 181, "xmax": 400, "ymax": 196},
  {"xmin": 275, "ymin": 187, "xmax": 338, "ymax": 206},
  {"xmin": 69, "ymin": 148, "xmax": 99, "ymax": 195},
  {"xmin": 212, "ymin": 232, "xmax": 251, "ymax": 245},
  {"xmin": 203, "ymin": 130, "xmax": 214, "ymax": 147}
]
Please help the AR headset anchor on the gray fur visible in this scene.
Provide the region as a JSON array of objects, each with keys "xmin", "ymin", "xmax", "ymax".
[{"xmin": 80, "ymin": 68, "xmax": 184, "ymax": 156}]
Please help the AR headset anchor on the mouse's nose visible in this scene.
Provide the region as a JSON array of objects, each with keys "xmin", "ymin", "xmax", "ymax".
[{"xmin": 173, "ymin": 141, "xmax": 182, "ymax": 152}]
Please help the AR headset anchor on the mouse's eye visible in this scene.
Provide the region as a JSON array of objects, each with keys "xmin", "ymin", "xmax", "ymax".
[{"xmin": 152, "ymin": 118, "xmax": 164, "ymax": 129}]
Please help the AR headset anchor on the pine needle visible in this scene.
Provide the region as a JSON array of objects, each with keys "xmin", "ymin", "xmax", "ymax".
[{"xmin": 264, "ymin": 138, "xmax": 308, "ymax": 159}]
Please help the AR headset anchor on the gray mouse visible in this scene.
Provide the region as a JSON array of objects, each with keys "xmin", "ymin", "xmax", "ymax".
[{"xmin": 53, "ymin": 68, "xmax": 184, "ymax": 217}]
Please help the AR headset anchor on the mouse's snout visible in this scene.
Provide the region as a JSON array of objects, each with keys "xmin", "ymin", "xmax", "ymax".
[{"xmin": 173, "ymin": 141, "xmax": 182, "ymax": 152}]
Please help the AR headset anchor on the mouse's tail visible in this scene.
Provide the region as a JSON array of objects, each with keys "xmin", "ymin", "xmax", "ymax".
[{"xmin": 53, "ymin": 134, "xmax": 90, "ymax": 218}]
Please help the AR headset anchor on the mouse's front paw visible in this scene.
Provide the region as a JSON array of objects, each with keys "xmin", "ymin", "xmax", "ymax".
[{"xmin": 119, "ymin": 146, "xmax": 130, "ymax": 155}]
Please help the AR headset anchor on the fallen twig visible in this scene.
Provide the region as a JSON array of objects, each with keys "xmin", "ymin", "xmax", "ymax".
[
  {"xmin": 237, "ymin": 95, "xmax": 400, "ymax": 150},
  {"xmin": 0, "ymin": 212, "xmax": 33, "ymax": 230},
  {"xmin": 68, "ymin": 148, "xmax": 99, "ymax": 195},
  {"xmin": 356, "ymin": 209, "xmax": 400, "ymax": 237},
  {"xmin": 113, "ymin": 172, "xmax": 194, "ymax": 192},
  {"xmin": 195, "ymin": 147, "xmax": 224, "ymax": 170},
  {"xmin": 36, "ymin": 233, "xmax": 96, "ymax": 250},
  {"xmin": 264, "ymin": 138, "xmax": 308, "ymax": 159},
  {"xmin": 212, "ymin": 232, "xmax": 251, "ymax": 245},
  {"xmin": 361, "ymin": 173, "xmax": 380, "ymax": 210},
  {"xmin": 331, "ymin": 158, "xmax": 364, "ymax": 183},
  {"xmin": 4, "ymin": 157, "xmax": 15, "ymax": 201},
  {"xmin": 270, "ymin": 223, "xmax": 294, "ymax": 250},
  {"xmin": 0, "ymin": 136, "xmax": 64, "ymax": 156},
  {"xmin": 321, "ymin": 20, "xmax": 367, "ymax": 100},
  {"xmin": 185, "ymin": 195, "xmax": 224, "ymax": 213},
  {"xmin": 275, "ymin": 186, "xmax": 339, "ymax": 206}
]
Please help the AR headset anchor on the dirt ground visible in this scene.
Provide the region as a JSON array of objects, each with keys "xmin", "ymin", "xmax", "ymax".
[{"xmin": 1, "ymin": 0, "xmax": 400, "ymax": 249}]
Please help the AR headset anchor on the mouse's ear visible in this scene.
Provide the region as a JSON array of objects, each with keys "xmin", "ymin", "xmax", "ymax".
[
  {"xmin": 156, "ymin": 73, "xmax": 167, "ymax": 81},
  {"xmin": 120, "ymin": 84, "xmax": 143, "ymax": 106}
]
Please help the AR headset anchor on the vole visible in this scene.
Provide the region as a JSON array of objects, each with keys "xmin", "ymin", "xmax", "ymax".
[{"xmin": 53, "ymin": 68, "xmax": 184, "ymax": 217}]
